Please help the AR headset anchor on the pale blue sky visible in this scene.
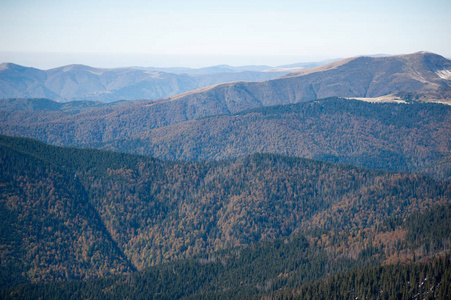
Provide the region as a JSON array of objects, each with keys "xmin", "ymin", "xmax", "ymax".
[{"xmin": 0, "ymin": 0, "xmax": 450, "ymax": 68}]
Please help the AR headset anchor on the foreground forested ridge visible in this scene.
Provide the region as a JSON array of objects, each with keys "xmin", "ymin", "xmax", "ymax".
[
  {"xmin": 2, "ymin": 203, "xmax": 451, "ymax": 299},
  {"xmin": 1, "ymin": 135, "xmax": 450, "ymax": 292}
]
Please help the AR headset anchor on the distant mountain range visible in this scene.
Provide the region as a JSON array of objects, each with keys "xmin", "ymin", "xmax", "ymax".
[
  {"xmin": 0, "ymin": 63, "xmax": 294, "ymax": 102},
  {"xmin": 133, "ymin": 64, "xmax": 273, "ymax": 74},
  {"xmin": 1, "ymin": 52, "xmax": 449, "ymax": 106},
  {"xmin": 135, "ymin": 59, "xmax": 339, "ymax": 74}
]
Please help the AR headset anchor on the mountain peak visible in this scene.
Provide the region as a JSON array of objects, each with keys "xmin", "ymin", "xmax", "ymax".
[
  {"xmin": 50, "ymin": 64, "xmax": 100, "ymax": 73},
  {"xmin": 284, "ymin": 51, "xmax": 450, "ymax": 78},
  {"xmin": 0, "ymin": 62, "xmax": 28, "ymax": 71},
  {"xmin": 392, "ymin": 51, "xmax": 448, "ymax": 61},
  {"xmin": 281, "ymin": 56, "xmax": 359, "ymax": 78},
  {"xmin": 412, "ymin": 50, "xmax": 435, "ymax": 55}
]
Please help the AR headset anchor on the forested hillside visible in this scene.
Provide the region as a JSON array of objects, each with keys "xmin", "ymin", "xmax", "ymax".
[
  {"xmin": 0, "ymin": 98, "xmax": 134, "ymax": 114},
  {"xmin": 0, "ymin": 142, "xmax": 135, "ymax": 288},
  {"xmin": 1, "ymin": 135, "xmax": 450, "ymax": 291},
  {"xmin": 103, "ymin": 98, "xmax": 451, "ymax": 179},
  {"xmin": 1, "ymin": 98, "xmax": 450, "ymax": 179}
]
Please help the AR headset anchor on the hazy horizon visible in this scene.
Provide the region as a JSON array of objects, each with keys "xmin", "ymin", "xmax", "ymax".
[
  {"xmin": 1, "ymin": 0, "xmax": 450, "ymax": 69},
  {"xmin": 0, "ymin": 51, "xmax": 342, "ymax": 69}
]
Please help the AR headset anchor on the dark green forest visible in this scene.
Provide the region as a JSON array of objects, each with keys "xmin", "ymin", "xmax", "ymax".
[{"xmin": 273, "ymin": 253, "xmax": 451, "ymax": 300}]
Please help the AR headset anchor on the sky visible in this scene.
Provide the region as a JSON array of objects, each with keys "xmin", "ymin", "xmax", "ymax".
[{"xmin": 0, "ymin": 0, "xmax": 450, "ymax": 69}]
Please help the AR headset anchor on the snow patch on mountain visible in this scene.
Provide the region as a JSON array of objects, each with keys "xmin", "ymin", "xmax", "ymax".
[{"xmin": 436, "ymin": 69, "xmax": 451, "ymax": 80}]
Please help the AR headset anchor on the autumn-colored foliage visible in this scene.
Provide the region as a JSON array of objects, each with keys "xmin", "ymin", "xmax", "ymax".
[{"xmin": 1, "ymin": 135, "xmax": 450, "ymax": 292}]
